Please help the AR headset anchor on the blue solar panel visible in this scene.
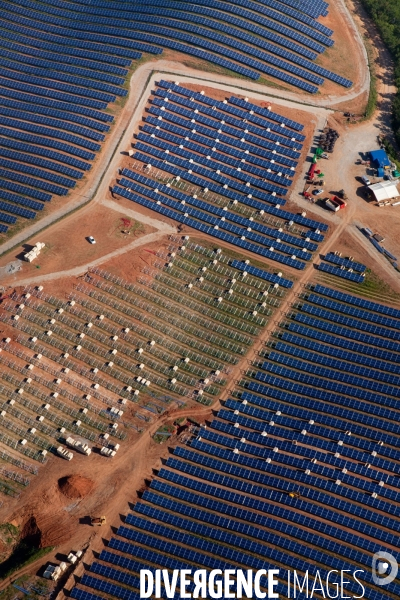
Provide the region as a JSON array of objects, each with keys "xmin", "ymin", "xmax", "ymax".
[{"xmin": 318, "ymin": 262, "xmax": 365, "ymax": 283}]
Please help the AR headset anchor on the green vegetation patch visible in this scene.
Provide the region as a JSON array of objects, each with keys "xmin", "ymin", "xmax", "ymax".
[{"xmin": 360, "ymin": 0, "xmax": 400, "ymax": 147}]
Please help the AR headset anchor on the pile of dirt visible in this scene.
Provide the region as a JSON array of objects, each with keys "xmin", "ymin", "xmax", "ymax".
[{"xmin": 58, "ymin": 475, "xmax": 95, "ymax": 499}]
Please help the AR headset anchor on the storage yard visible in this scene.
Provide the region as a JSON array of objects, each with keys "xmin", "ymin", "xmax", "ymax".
[{"xmin": 0, "ymin": 0, "xmax": 400, "ymax": 600}]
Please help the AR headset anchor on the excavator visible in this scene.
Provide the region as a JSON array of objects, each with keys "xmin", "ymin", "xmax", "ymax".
[{"xmin": 90, "ymin": 516, "xmax": 106, "ymax": 526}]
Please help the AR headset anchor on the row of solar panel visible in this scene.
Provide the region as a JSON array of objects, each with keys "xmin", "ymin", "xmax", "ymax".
[
  {"xmin": 154, "ymin": 90, "xmax": 304, "ymax": 149},
  {"xmin": 132, "ymin": 145, "xmax": 326, "ymax": 238},
  {"xmin": 0, "ymin": 116, "xmax": 101, "ymax": 152},
  {"xmin": 0, "ymin": 36, "xmax": 130, "ymax": 76},
  {"xmin": 307, "ymin": 293, "xmax": 400, "ymax": 330},
  {"xmin": 160, "ymin": 467, "xmax": 400, "ymax": 552},
  {"xmin": 147, "ymin": 479, "xmax": 382, "ymax": 565},
  {"xmin": 0, "ymin": 190, "xmax": 43, "ymax": 212},
  {"xmin": 294, "ymin": 312, "xmax": 400, "ymax": 355},
  {"xmin": 234, "ymin": 396, "xmax": 400, "ymax": 470},
  {"xmin": 277, "ymin": 335, "xmax": 400, "ymax": 376},
  {"xmin": 324, "ymin": 252, "xmax": 366, "ymax": 273},
  {"xmin": 213, "ymin": 0, "xmax": 333, "ymax": 47},
  {"xmin": 0, "ymin": 85, "xmax": 113, "ymax": 123},
  {"xmin": 129, "ymin": 16, "xmax": 325, "ymax": 86},
  {"xmin": 0, "ymin": 97, "xmax": 110, "ymax": 134},
  {"xmin": 158, "ymin": 81, "xmax": 306, "ymax": 139},
  {"xmin": 133, "ymin": 149, "xmax": 287, "ymax": 214},
  {"xmin": 0, "ymin": 26, "xmax": 134, "ymax": 68},
  {"xmin": 249, "ymin": 369, "xmax": 400, "ymax": 424},
  {"xmin": 137, "ymin": 492, "xmax": 376, "ymax": 580},
  {"xmin": 194, "ymin": 427, "xmax": 400, "ymax": 500},
  {"xmin": 237, "ymin": 397, "xmax": 400, "ymax": 470},
  {"xmin": 20, "ymin": 0, "xmax": 333, "ymax": 47},
  {"xmin": 269, "ymin": 347, "xmax": 400, "ymax": 397},
  {"xmin": 229, "ymin": 393, "xmax": 400, "ymax": 458},
  {"xmin": 37, "ymin": 5, "xmax": 327, "ymax": 86},
  {"xmin": 128, "ymin": 502, "xmax": 378, "ymax": 595},
  {"xmin": 119, "ymin": 173, "xmax": 315, "ymax": 252},
  {"xmin": 302, "ymin": 303, "xmax": 398, "ymax": 341},
  {"xmin": 1, "ymin": 13, "xmax": 257, "ymax": 82},
  {"xmin": 0, "ymin": 175, "xmax": 50, "ymax": 202},
  {"xmin": 228, "ymin": 95, "xmax": 303, "ymax": 130},
  {"xmin": 1, "ymin": 9, "xmax": 162, "ymax": 56},
  {"xmin": 0, "ymin": 164, "xmax": 69, "ymax": 195},
  {"xmin": 230, "ymin": 260, "xmax": 293, "ymax": 288},
  {"xmin": 150, "ymin": 104, "xmax": 300, "ymax": 162},
  {"xmin": 134, "ymin": 142, "xmax": 288, "ymax": 197},
  {"xmin": 146, "ymin": 112, "xmax": 297, "ymax": 177},
  {"xmin": 18, "ymin": 2, "xmax": 331, "ymax": 74},
  {"xmin": 113, "ymin": 185, "xmax": 305, "ymax": 269},
  {"xmin": 116, "ymin": 520, "xmax": 294, "ymax": 598},
  {"xmin": 41, "ymin": 0, "xmax": 333, "ymax": 37},
  {"xmin": 148, "ymin": 4, "xmax": 319, "ymax": 60},
  {"xmin": 142, "ymin": 123, "xmax": 295, "ymax": 177},
  {"xmin": 0, "ymin": 127, "xmax": 95, "ymax": 162},
  {"xmin": 212, "ymin": 412, "xmax": 398, "ymax": 474},
  {"xmin": 243, "ymin": 372, "xmax": 400, "ymax": 438},
  {"xmin": 314, "ymin": 284, "xmax": 400, "ymax": 318},
  {"xmin": 117, "ymin": 180, "xmax": 310, "ymax": 259},
  {"xmin": 0, "ymin": 48, "xmax": 125, "ymax": 86},
  {"xmin": 158, "ymin": 79, "xmax": 304, "ymax": 131},
  {"xmin": 0, "ymin": 169, "xmax": 67, "ymax": 197},
  {"xmin": 318, "ymin": 262, "xmax": 365, "ymax": 283},
  {"xmin": 0, "ymin": 157, "xmax": 76, "ymax": 189},
  {"xmin": 1, "ymin": 66, "xmax": 116, "ymax": 106},
  {"xmin": 258, "ymin": 357, "xmax": 400, "ymax": 404},
  {"xmin": 145, "ymin": 15, "xmax": 348, "ymax": 86},
  {"xmin": 0, "ymin": 201, "xmax": 36, "ymax": 220},
  {"xmin": 0, "ymin": 57, "xmax": 126, "ymax": 97},
  {"xmin": 167, "ymin": 454, "xmax": 400, "ymax": 541},
  {"xmin": 0, "ymin": 139, "xmax": 90, "ymax": 174},
  {"xmin": 0, "ymin": 74, "xmax": 107, "ymax": 111},
  {"xmin": 0, "ymin": 106, "xmax": 105, "ymax": 144},
  {"xmin": 137, "ymin": 132, "xmax": 293, "ymax": 189}
]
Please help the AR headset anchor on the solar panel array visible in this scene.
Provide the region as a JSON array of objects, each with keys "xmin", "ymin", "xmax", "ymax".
[
  {"xmin": 71, "ymin": 283, "xmax": 400, "ymax": 600},
  {"xmin": 115, "ymin": 82, "xmax": 328, "ymax": 270},
  {"xmin": 324, "ymin": 252, "xmax": 366, "ymax": 273},
  {"xmin": 0, "ymin": 1, "xmax": 141, "ymax": 234},
  {"xmin": 2, "ymin": 0, "xmax": 352, "ymax": 99},
  {"xmin": 0, "ymin": 0, "xmax": 350, "ymax": 234},
  {"xmin": 318, "ymin": 261, "xmax": 365, "ymax": 284}
]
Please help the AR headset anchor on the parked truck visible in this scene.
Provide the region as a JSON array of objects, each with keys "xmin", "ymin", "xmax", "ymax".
[
  {"xmin": 100, "ymin": 446, "xmax": 116, "ymax": 457},
  {"xmin": 325, "ymin": 196, "xmax": 347, "ymax": 212},
  {"xmin": 66, "ymin": 436, "xmax": 91, "ymax": 456},
  {"xmin": 56, "ymin": 445, "xmax": 73, "ymax": 461}
]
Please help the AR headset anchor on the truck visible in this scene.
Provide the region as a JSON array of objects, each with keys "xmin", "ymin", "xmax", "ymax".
[
  {"xmin": 91, "ymin": 516, "xmax": 106, "ymax": 526},
  {"xmin": 56, "ymin": 446, "xmax": 73, "ymax": 461},
  {"xmin": 43, "ymin": 565, "xmax": 62, "ymax": 581},
  {"xmin": 100, "ymin": 446, "xmax": 116, "ymax": 458},
  {"xmin": 325, "ymin": 196, "xmax": 347, "ymax": 212},
  {"xmin": 66, "ymin": 436, "xmax": 91, "ymax": 456}
]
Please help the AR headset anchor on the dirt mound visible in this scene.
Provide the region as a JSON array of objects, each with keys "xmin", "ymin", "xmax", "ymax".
[{"xmin": 58, "ymin": 475, "xmax": 94, "ymax": 499}]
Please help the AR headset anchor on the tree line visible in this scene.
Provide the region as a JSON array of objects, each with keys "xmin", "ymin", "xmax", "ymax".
[{"xmin": 359, "ymin": 0, "xmax": 400, "ymax": 147}]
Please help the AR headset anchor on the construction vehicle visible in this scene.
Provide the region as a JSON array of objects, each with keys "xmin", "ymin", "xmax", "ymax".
[
  {"xmin": 65, "ymin": 436, "xmax": 91, "ymax": 456},
  {"xmin": 91, "ymin": 516, "xmax": 106, "ymax": 526},
  {"xmin": 289, "ymin": 491, "xmax": 301, "ymax": 499},
  {"xmin": 56, "ymin": 446, "xmax": 73, "ymax": 461}
]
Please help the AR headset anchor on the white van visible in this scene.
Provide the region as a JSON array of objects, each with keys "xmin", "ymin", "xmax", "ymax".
[{"xmin": 361, "ymin": 175, "xmax": 371, "ymax": 185}]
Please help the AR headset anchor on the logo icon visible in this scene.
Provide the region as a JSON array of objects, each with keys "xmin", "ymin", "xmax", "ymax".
[{"xmin": 372, "ymin": 552, "xmax": 398, "ymax": 586}]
